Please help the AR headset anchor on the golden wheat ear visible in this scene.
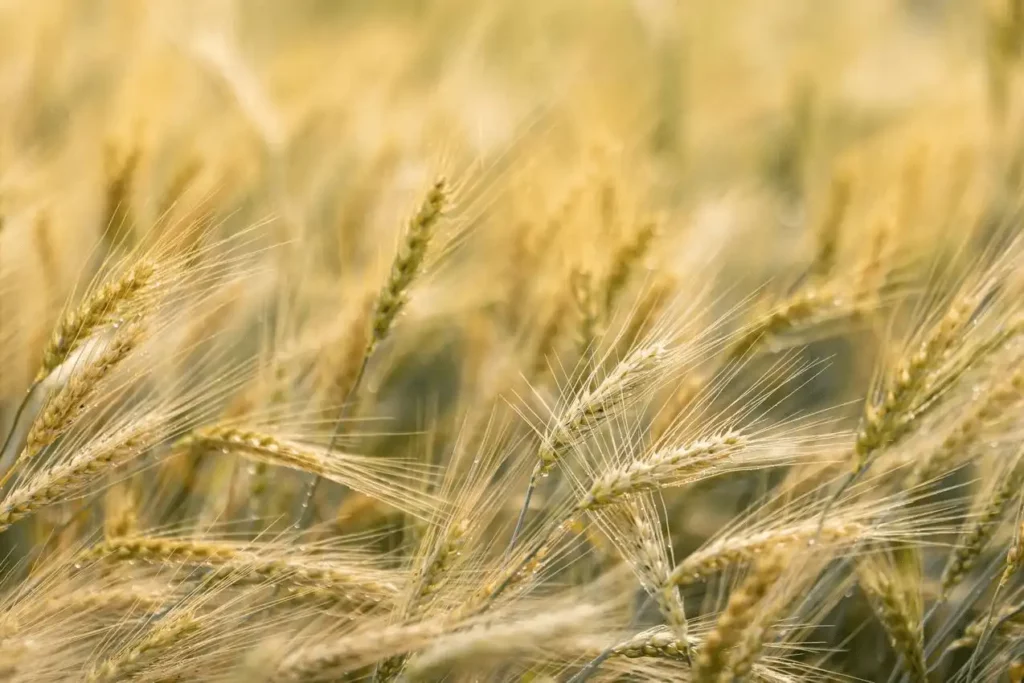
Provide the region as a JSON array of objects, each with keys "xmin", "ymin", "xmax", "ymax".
[{"xmin": 295, "ymin": 178, "xmax": 449, "ymax": 528}]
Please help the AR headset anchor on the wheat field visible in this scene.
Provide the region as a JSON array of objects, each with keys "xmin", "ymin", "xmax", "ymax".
[{"xmin": 2, "ymin": 1, "xmax": 1024, "ymax": 681}]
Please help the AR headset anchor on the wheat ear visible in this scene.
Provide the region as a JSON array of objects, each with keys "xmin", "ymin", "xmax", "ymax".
[
  {"xmin": 604, "ymin": 220, "xmax": 657, "ymax": 314},
  {"xmin": 669, "ymin": 519, "xmax": 865, "ymax": 586},
  {"xmin": 83, "ymin": 536, "xmax": 400, "ymax": 602},
  {"xmin": 14, "ymin": 322, "xmax": 144, "ymax": 476},
  {"xmin": 941, "ymin": 455, "xmax": 1024, "ymax": 598},
  {"xmin": 86, "ymin": 611, "xmax": 200, "ymax": 683},
  {"xmin": 299, "ymin": 179, "xmax": 447, "ymax": 527},
  {"xmin": 37, "ymin": 261, "xmax": 154, "ymax": 382},
  {"xmin": 693, "ymin": 551, "xmax": 784, "ymax": 683},
  {"xmin": 508, "ymin": 341, "xmax": 666, "ymax": 552},
  {"xmin": 0, "ymin": 417, "xmax": 157, "ymax": 532},
  {"xmin": 857, "ymin": 549, "xmax": 927, "ymax": 683},
  {"xmin": 577, "ymin": 432, "xmax": 746, "ymax": 510},
  {"xmin": 609, "ymin": 628, "xmax": 692, "ymax": 662}
]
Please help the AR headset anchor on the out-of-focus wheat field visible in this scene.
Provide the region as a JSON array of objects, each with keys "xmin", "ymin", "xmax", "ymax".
[{"xmin": 2, "ymin": 1, "xmax": 1024, "ymax": 681}]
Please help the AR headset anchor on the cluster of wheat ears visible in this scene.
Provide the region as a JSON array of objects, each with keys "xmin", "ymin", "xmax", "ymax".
[{"xmin": 8, "ymin": 0, "xmax": 1024, "ymax": 681}]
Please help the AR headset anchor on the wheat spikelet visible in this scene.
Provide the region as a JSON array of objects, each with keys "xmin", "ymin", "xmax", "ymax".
[
  {"xmin": 725, "ymin": 284, "xmax": 857, "ymax": 361},
  {"xmin": 273, "ymin": 619, "xmax": 449, "ymax": 682},
  {"xmin": 104, "ymin": 480, "xmax": 140, "ymax": 540},
  {"xmin": 1, "ymin": 5, "xmax": 1024, "ymax": 683},
  {"xmin": 373, "ymin": 518, "xmax": 472, "ymax": 682},
  {"xmin": 592, "ymin": 500, "xmax": 691, "ymax": 658}
]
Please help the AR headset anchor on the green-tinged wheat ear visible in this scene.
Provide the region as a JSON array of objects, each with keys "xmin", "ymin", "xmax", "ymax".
[
  {"xmin": 368, "ymin": 178, "xmax": 447, "ymax": 352},
  {"xmin": 693, "ymin": 552, "xmax": 784, "ymax": 683},
  {"xmin": 86, "ymin": 611, "xmax": 199, "ymax": 683},
  {"xmin": 37, "ymin": 260, "xmax": 154, "ymax": 382},
  {"xmin": 609, "ymin": 629, "xmax": 691, "ymax": 662},
  {"xmin": 941, "ymin": 456, "xmax": 1024, "ymax": 598}
]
